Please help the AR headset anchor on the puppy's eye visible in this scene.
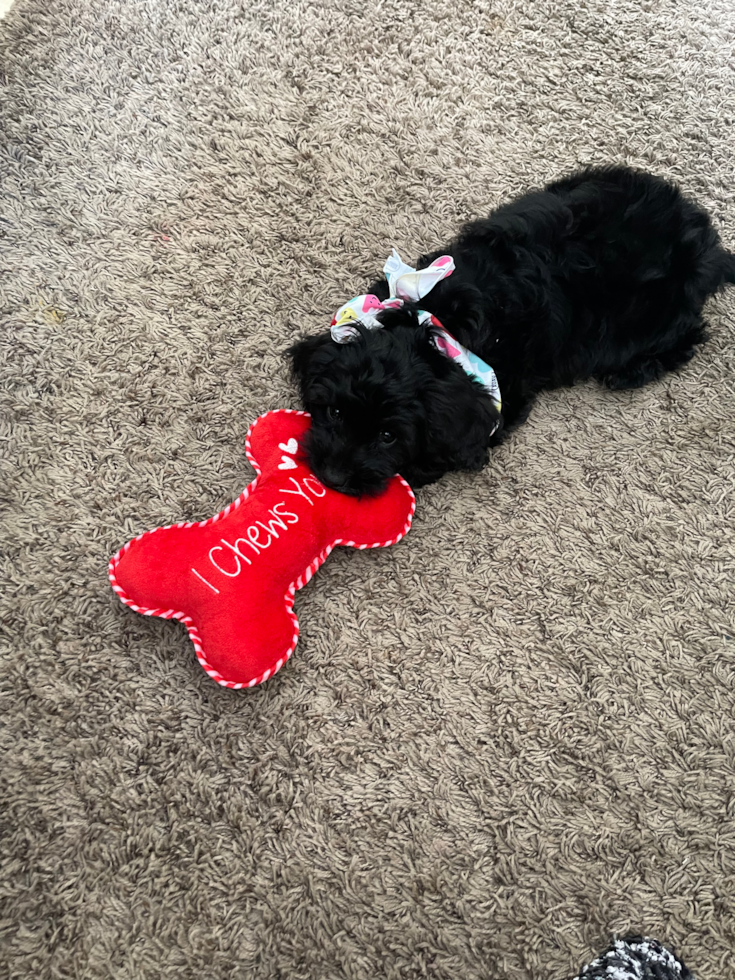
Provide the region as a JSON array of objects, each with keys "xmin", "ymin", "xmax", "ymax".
[
  {"xmin": 379, "ymin": 431, "xmax": 396, "ymax": 446},
  {"xmin": 326, "ymin": 407, "xmax": 341, "ymax": 422}
]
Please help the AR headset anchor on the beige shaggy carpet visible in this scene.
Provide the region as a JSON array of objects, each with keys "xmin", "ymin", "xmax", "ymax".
[{"xmin": 1, "ymin": 0, "xmax": 734, "ymax": 977}]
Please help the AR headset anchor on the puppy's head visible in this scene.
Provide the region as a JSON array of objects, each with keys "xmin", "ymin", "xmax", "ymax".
[{"xmin": 287, "ymin": 307, "xmax": 500, "ymax": 494}]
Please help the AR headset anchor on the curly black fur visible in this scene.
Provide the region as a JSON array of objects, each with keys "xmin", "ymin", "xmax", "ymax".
[{"xmin": 289, "ymin": 166, "xmax": 734, "ymax": 494}]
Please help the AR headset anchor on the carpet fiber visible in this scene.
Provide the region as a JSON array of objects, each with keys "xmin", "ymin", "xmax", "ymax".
[{"xmin": 1, "ymin": 0, "xmax": 734, "ymax": 977}]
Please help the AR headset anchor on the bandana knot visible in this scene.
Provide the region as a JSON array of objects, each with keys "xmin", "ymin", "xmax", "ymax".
[{"xmin": 329, "ymin": 249, "xmax": 502, "ymax": 413}]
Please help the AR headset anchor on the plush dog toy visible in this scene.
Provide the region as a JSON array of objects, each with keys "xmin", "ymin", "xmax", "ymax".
[{"xmin": 109, "ymin": 410, "xmax": 415, "ymax": 688}]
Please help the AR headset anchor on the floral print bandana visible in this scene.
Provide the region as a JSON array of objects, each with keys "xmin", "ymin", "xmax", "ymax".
[{"xmin": 330, "ymin": 249, "xmax": 501, "ymax": 412}]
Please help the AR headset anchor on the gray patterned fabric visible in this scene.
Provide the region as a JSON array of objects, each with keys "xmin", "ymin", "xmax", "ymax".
[
  {"xmin": 577, "ymin": 938, "xmax": 692, "ymax": 980},
  {"xmin": 1, "ymin": 0, "xmax": 733, "ymax": 978}
]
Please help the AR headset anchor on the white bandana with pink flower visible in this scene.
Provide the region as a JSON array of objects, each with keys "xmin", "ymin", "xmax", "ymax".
[{"xmin": 329, "ymin": 249, "xmax": 501, "ymax": 413}]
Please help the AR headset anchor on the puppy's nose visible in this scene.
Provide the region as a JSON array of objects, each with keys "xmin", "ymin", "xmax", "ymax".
[{"xmin": 319, "ymin": 465, "xmax": 351, "ymax": 492}]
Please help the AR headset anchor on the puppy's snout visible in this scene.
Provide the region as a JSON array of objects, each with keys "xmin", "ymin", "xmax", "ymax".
[{"xmin": 317, "ymin": 464, "xmax": 352, "ymax": 493}]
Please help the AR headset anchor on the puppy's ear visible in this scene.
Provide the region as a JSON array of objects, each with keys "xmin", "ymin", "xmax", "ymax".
[
  {"xmin": 286, "ymin": 332, "xmax": 333, "ymax": 381},
  {"xmin": 405, "ymin": 350, "xmax": 501, "ymax": 486}
]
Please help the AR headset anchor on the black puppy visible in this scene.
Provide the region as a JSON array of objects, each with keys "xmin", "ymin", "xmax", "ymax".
[{"xmin": 289, "ymin": 166, "xmax": 734, "ymax": 493}]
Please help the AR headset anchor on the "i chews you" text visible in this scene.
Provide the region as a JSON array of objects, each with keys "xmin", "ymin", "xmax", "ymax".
[{"xmin": 190, "ymin": 475, "xmax": 326, "ymax": 595}]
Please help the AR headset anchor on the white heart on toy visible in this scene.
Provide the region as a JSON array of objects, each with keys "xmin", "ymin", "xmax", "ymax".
[
  {"xmin": 278, "ymin": 455, "xmax": 297, "ymax": 470},
  {"xmin": 278, "ymin": 439, "xmax": 298, "ymax": 455}
]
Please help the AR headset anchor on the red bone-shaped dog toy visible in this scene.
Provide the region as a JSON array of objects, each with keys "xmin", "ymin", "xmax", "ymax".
[{"xmin": 109, "ymin": 410, "xmax": 416, "ymax": 688}]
